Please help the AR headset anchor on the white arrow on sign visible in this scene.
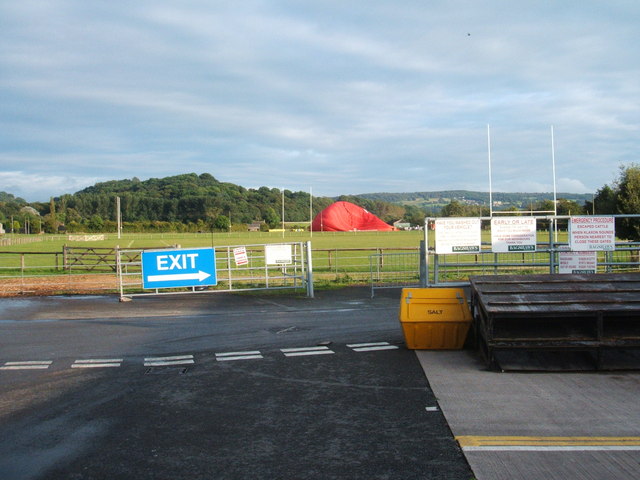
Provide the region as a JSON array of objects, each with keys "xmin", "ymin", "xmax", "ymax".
[{"xmin": 147, "ymin": 271, "xmax": 211, "ymax": 283}]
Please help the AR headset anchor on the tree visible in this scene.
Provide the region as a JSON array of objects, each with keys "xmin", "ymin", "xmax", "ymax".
[
  {"xmin": 213, "ymin": 215, "xmax": 230, "ymax": 231},
  {"xmin": 440, "ymin": 200, "xmax": 467, "ymax": 217},
  {"xmin": 45, "ymin": 197, "xmax": 58, "ymax": 233},
  {"xmin": 87, "ymin": 215, "xmax": 105, "ymax": 232},
  {"xmin": 440, "ymin": 200, "xmax": 486, "ymax": 217},
  {"xmin": 556, "ymin": 199, "xmax": 584, "ymax": 216},
  {"xmin": 262, "ymin": 207, "xmax": 280, "ymax": 228},
  {"xmin": 588, "ymin": 185, "xmax": 616, "ymax": 214},
  {"xmin": 615, "ymin": 164, "xmax": 640, "ymax": 240}
]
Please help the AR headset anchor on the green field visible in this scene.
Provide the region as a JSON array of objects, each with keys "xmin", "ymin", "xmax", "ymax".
[
  {"xmin": 0, "ymin": 230, "xmax": 424, "ymax": 252},
  {"xmin": 0, "ymin": 230, "xmax": 569, "ymax": 274},
  {"xmin": 1, "ymin": 230, "xmax": 636, "ymax": 292},
  {"xmin": 0, "ymin": 229, "xmax": 571, "ymax": 252},
  {"xmin": 0, "ymin": 231, "xmax": 425, "ymax": 276}
]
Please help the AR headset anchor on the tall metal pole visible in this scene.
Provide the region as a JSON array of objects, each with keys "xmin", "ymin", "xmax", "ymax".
[
  {"xmin": 116, "ymin": 196, "xmax": 122, "ymax": 239},
  {"xmin": 281, "ymin": 188, "xmax": 285, "ymax": 239},
  {"xmin": 487, "ymin": 124, "xmax": 493, "ymax": 217},
  {"xmin": 309, "ymin": 186, "xmax": 313, "ymax": 238},
  {"xmin": 551, "ymin": 125, "xmax": 558, "ymax": 242},
  {"xmin": 551, "ymin": 125, "xmax": 557, "ymax": 216}
]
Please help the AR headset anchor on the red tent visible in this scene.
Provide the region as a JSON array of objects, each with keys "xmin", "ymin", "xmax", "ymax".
[{"xmin": 311, "ymin": 201, "xmax": 394, "ymax": 232}]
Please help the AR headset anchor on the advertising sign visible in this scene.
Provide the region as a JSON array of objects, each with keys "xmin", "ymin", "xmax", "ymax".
[
  {"xmin": 569, "ymin": 216, "xmax": 615, "ymax": 251},
  {"xmin": 558, "ymin": 250, "xmax": 598, "ymax": 274},
  {"xmin": 265, "ymin": 244, "xmax": 292, "ymax": 265},
  {"xmin": 435, "ymin": 218, "xmax": 481, "ymax": 254},
  {"xmin": 142, "ymin": 248, "xmax": 217, "ymax": 289},
  {"xmin": 491, "ymin": 217, "xmax": 537, "ymax": 252}
]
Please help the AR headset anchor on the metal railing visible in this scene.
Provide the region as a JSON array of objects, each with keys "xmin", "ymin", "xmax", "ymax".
[
  {"xmin": 117, "ymin": 242, "xmax": 313, "ymax": 300},
  {"xmin": 427, "ymin": 241, "xmax": 640, "ymax": 285}
]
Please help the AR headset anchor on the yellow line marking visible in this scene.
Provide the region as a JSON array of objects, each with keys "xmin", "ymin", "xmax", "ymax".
[{"xmin": 457, "ymin": 436, "xmax": 640, "ymax": 447}]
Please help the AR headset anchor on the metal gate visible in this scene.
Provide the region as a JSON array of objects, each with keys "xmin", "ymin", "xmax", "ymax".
[{"xmin": 117, "ymin": 241, "xmax": 313, "ymax": 300}]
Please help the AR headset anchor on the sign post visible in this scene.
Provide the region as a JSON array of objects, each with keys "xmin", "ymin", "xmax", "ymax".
[{"xmin": 142, "ymin": 248, "xmax": 217, "ymax": 289}]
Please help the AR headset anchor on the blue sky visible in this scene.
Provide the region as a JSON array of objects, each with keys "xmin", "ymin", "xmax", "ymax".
[{"xmin": 1, "ymin": 1, "xmax": 638, "ymax": 201}]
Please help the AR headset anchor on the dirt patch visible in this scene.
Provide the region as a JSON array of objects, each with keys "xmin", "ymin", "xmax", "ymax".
[{"xmin": 0, "ymin": 274, "xmax": 119, "ymax": 297}]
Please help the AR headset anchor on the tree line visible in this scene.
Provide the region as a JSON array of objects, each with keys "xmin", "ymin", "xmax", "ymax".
[
  {"xmin": 0, "ymin": 166, "xmax": 638, "ymax": 239},
  {"xmin": 0, "ymin": 173, "xmax": 418, "ymax": 234}
]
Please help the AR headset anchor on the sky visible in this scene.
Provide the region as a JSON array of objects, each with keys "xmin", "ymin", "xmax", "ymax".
[{"xmin": 1, "ymin": 1, "xmax": 639, "ymax": 202}]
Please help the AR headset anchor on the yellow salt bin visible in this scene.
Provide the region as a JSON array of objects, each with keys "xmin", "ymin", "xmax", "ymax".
[{"xmin": 399, "ymin": 288, "xmax": 472, "ymax": 350}]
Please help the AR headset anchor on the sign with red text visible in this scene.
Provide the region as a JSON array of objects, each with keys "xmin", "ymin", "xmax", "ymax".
[
  {"xmin": 491, "ymin": 217, "xmax": 537, "ymax": 252},
  {"xmin": 569, "ymin": 216, "xmax": 615, "ymax": 251},
  {"xmin": 435, "ymin": 218, "xmax": 481, "ymax": 254},
  {"xmin": 558, "ymin": 250, "xmax": 598, "ymax": 274},
  {"xmin": 233, "ymin": 246, "xmax": 249, "ymax": 266}
]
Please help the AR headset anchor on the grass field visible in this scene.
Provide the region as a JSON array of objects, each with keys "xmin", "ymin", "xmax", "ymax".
[
  {"xmin": 0, "ymin": 229, "xmax": 569, "ymax": 274},
  {"xmin": 0, "ymin": 230, "xmax": 424, "ymax": 253},
  {"xmin": 0, "ymin": 231, "xmax": 424, "ymax": 274},
  {"xmin": 1, "ymin": 230, "xmax": 637, "ymax": 295},
  {"xmin": 1, "ymin": 229, "xmax": 571, "ymax": 252}
]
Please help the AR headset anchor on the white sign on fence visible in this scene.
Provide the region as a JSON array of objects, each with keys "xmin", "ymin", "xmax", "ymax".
[
  {"xmin": 558, "ymin": 250, "xmax": 598, "ymax": 274},
  {"xmin": 491, "ymin": 217, "xmax": 537, "ymax": 252},
  {"xmin": 265, "ymin": 244, "xmax": 292, "ymax": 265},
  {"xmin": 233, "ymin": 246, "xmax": 249, "ymax": 266},
  {"xmin": 435, "ymin": 218, "xmax": 481, "ymax": 254},
  {"xmin": 569, "ymin": 216, "xmax": 615, "ymax": 251}
]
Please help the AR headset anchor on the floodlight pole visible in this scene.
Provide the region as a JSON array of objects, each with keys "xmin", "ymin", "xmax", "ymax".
[
  {"xmin": 309, "ymin": 186, "xmax": 313, "ymax": 238},
  {"xmin": 281, "ymin": 188, "xmax": 285, "ymax": 239},
  {"xmin": 116, "ymin": 196, "xmax": 122, "ymax": 239},
  {"xmin": 551, "ymin": 125, "xmax": 558, "ymax": 242},
  {"xmin": 551, "ymin": 125, "xmax": 557, "ymax": 216},
  {"xmin": 487, "ymin": 124, "xmax": 493, "ymax": 217}
]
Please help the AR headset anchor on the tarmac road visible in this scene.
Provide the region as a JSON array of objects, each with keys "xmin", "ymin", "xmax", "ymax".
[{"xmin": 0, "ymin": 288, "xmax": 474, "ymax": 480}]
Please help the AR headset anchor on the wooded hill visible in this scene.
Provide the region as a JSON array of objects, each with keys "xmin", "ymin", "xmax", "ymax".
[
  {"xmin": 0, "ymin": 173, "xmax": 421, "ymax": 233},
  {"xmin": 0, "ymin": 171, "xmax": 611, "ymax": 234},
  {"xmin": 358, "ymin": 190, "xmax": 593, "ymax": 210}
]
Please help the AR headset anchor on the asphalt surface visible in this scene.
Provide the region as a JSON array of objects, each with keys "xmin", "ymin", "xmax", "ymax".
[{"xmin": 0, "ymin": 288, "xmax": 474, "ymax": 480}]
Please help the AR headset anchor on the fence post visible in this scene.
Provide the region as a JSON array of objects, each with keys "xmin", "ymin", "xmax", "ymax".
[
  {"xmin": 548, "ymin": 218, "xmax": 556, "ymax": 274},
  {"xmin": 419, "ymin": 240, "xmax": 427, "ymax": 287},
  {"xmin": 306, "ymin": 241, "xmax": 314, "ymax": 298}
]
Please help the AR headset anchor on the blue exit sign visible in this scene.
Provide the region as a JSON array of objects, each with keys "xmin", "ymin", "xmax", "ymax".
[{"xmin": 141, "ymin": 248, "xmax": 217, "ymax": 289}]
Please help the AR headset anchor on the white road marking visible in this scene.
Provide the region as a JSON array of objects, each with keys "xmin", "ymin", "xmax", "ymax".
[
  {"xmin": 281, "ymin": 346, "xmax": 334, "ymax": 357},
  {"xmin": 347, "ymin": 342, "xmax": 399, "ymax": 352},
  {"xmin": 144, "ymin": 355, "xmax": 195, "ymax": 367},
  {"xmin": 0, "ymin": 361, "xmax": 52, "ymax": 370},
  {"xmin": 1, "ymin": 340, "xmax": 401, "ymax": 373},
  {"xmin": 72, "ymin": 359, "xmax": 123, "ymax": 368},
  {"xmin": 425, "ymin": 406, "xmax": 439, "ymax": 412},
  {"xmin": 216, "ymin": 351, "xmax": 263, "ymax": 361}
]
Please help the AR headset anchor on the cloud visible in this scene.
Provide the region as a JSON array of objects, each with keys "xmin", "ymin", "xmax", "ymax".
[
  {"xmin": 0, "ymin": 1, "xmax": 638, "ymax": 202},
  {"xmin": 0, "ymin": 171, "xmax": 100, "ymax": 202}
]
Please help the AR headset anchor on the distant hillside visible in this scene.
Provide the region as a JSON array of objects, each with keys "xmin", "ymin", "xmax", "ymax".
[
  {"xmin": 0, "ymin": 176, "xmax": 597, "ymax": 234},
  {"xmin": 356, "ymin": 190, "xmax": 593, "ymax": 212}
]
